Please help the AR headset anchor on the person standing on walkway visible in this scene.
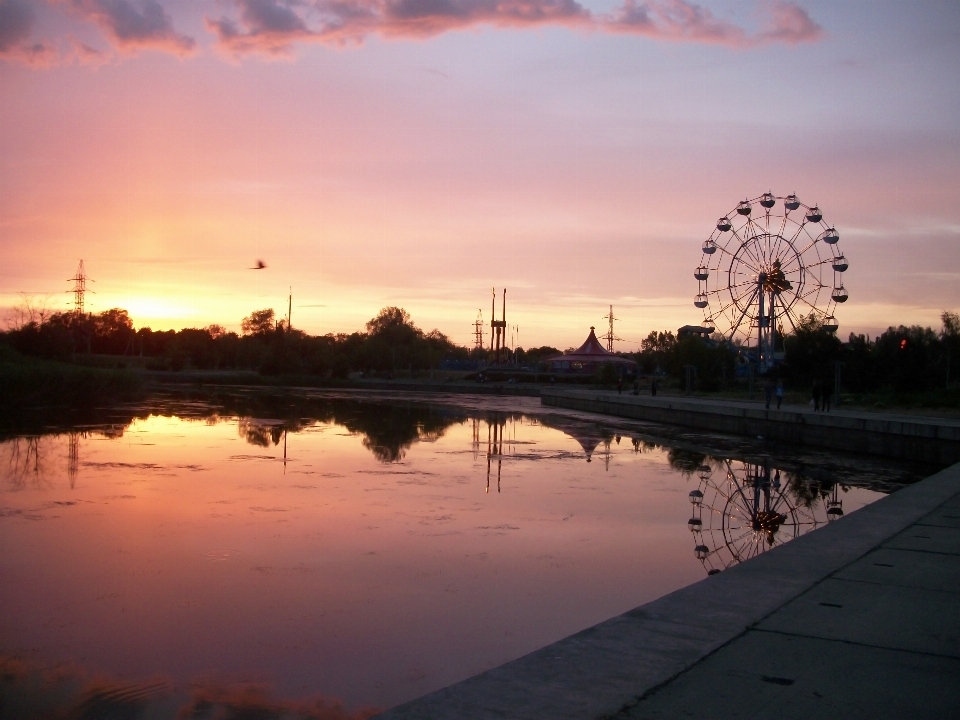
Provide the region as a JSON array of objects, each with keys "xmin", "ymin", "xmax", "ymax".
[
  {"xmin": 812, "ymin": 380, "xmax": 822, "ymax": 412},
  {"xmin": 822, "ymin": 382, "xmax": 832, "ymax": 412},
  {"xmin": 651, "ymin": 378, "xmax": 658, "ymax": 397},
  {"xmin": 617, "ymin": 377, "xmax": 623, "ymax": 395},
  {"xmin": 763, "ymin": 379, "xmax": 774, "ymax": 409},
  {"xmin": 775, "ymin": 380, "xmax": 784, "ymax": 410}
]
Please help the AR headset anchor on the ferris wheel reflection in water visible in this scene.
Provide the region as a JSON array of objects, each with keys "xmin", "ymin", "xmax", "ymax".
[{"xmin": 687, "ymin": 459, "xmax": 846, "ymax": 576}]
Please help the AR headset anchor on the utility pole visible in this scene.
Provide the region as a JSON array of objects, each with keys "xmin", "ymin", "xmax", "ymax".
[
  {"xmin": 287, "ymin": 287, "xmax": 292, "ymax": 330},
  {"xmin": 474, "ymin": 310, "xmax": 484, "ymax": 351},
  {"xmin": 67, "ymin": 260, "xmax": 92, "ymax": 317},
  {"xmin": 602, "ymin": 305, "xmax": 621, "ymax": 352}
]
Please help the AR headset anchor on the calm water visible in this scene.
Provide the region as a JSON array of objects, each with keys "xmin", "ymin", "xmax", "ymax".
[{"xmin": 0, "ymin": 391, "xmax": 925, "ymax": 718}]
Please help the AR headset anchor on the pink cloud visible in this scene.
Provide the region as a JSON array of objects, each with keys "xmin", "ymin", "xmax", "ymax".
[
  {"xmin": 754, "ymin": 0, "xmax": 823, "ymax": 45},
  {"xmin": 206, "ymin": 0, "xmax": 824, "ymax": 56},
  {"xmin": 66, "ymin": 0, "xmax": 196, "ymax": 55},
  {"xmin": 605, "ymin": 0, "xmax": 748, "ymax": 44}
]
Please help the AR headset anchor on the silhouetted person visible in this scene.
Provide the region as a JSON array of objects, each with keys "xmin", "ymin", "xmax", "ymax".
[
  {"xmin": 822, "ymin": 382, "xmax": 832, "ymax": 412},
  {"xmin": 763, "ymin": 379, "xmax": 774, "ymax": 409},
  {"xmin": 812, "ymin": 380, "xmax": 822, "ymax": 412},
  {"xmin": 775, "ymin": 380, "xmax": 784, "ymax": 410},
  {"xmin": 651, "ymin": 378, "xmax": 658, "ymax": 397},
  {"xmin": 617, "ymin": 377, "xmax": 623, "ymax": 395},
  {"xmin": 633, "ymin": 379, "xmax": 639, "ymax": 395}
]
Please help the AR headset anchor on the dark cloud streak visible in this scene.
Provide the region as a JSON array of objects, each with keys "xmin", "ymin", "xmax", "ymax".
[
  {"xmin": 1, "ymin": 0, "xmax": 824, "ymax": 66},
  {"xmin": 205, "ymin": 0, "xmax": 824, "ymax": 56},
  {"xmin": 68, "ymin": 0, "xmax": 196, "ymax": 54},
  {"xmin": 0, "ymin": 0, "xmax": 57, "ymax": 65}
]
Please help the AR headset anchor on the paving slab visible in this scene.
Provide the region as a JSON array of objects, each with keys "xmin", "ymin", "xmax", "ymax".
[
  {"xmin": 916, "ymin": 506, "xmax": 960, "ymax": 528},
  {"xmin": 882, "ymin": 524, "xmax": 960, "ymax": 555},
  {"xmin": 832, "ymin": 547, "xmax": 960, "ymax": 592},
  {"xmin": 755, "ymin": 578, "xmax": 960, "ymax": 658},
  {"xmin": 620, "ymin": 632, "xmax": 960, "ymax": 720}
]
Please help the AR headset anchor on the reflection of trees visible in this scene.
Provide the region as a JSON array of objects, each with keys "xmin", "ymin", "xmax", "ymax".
[
  {"xmin": 220, "ymin": 395, "xmax": 468, "ymax": 463},
  {"xmin": 2, "ymin": 432, "xmax": 90, "ymax": 489},
  {"xmin": 786, "ymin": 468, "xmax": 840, "ymax": 509},
  {"xmin": 4, "ymin": 437, "xmax": 46, "ymax": 489},
  {"xmin": 237, "ymin": 419, "xmax": 287, "ymax": 447},
  {"xmin": 341, "ymin": 404, "xmax": 463, "ymax": 463},
  {"xmin": 666, "ymin": 449, "xmax": 708, "ymax": 476}
]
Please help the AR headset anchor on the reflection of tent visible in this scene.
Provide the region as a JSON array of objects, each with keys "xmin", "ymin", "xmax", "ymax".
[
  {"xmin": 548, "ymin": 327, "xmax": 637, "ymax": 374},
  {"xmin": 538, "ymin": 416, "xmax": 612, "ymax": 462},
  {"xmin": 567, "ymin": 430, "xmax": 602, "ymax": 462}
]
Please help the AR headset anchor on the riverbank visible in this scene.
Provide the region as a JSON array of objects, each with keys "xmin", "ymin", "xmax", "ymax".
[
  {"xmin": 0, "ymin": 354, "xmax": 144, "ymax": 411},
  {"xmin": 541, "ymin": 388, "xmax": 960, "ymax": 465}
]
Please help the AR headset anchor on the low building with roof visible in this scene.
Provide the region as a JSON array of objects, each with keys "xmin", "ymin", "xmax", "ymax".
[{"xmin": 547, "ymin": 327, "xmax": 637, "ymax": 376}]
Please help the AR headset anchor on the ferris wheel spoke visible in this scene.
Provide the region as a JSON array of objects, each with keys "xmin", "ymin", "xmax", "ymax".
[
  {"xmin": 776, "ymin": 213, "xmax": 789, "ymax": 241},
  {"xmin": 793, "ymin": 293, "xmax": 828, "ymax": 320},
  {"xmin": 721, "ymin": 281, "xmax": 760, "ymax": 318},
  {"xmin": 777, "ymin": 252, "xmax": 808, "ymax": 274},
  {"xmin": 725, "ymin": 526, "xmax": 758, "ymax": 548},
  {"xmin": 725, "ymin": 276, "xmax": 761, "ymax": 294},
  {"xmin": 792, "ymin": 225, "xmax": 824, "ymax": 257},
  {"xmin": 731, "ymin": 227, "xmax": 765, "ymax": 269},
  {"xmin": 778, "ymin": 298, "xmax": 801, "ymax": 333}
]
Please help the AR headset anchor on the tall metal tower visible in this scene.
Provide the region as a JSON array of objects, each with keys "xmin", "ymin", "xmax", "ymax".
[
  {"xmin": 490, "ymin": 288, "xmax": 507, "ymax": 364},
  {"xmin": 473, "ymin": 310, "xmax": 484, "ymax": 350},
  {"xmin": 67, "ymin": 260, "xmax": 91, "ymax": 316},
  {"xmin": 602, "ymin": 305, "xmax": 621, "ymax": 352}
]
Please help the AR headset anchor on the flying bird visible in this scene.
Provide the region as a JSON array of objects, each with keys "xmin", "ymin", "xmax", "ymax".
[{"xmin": 250, "ymin": 260, "xmax": 267, "ymax": 269}]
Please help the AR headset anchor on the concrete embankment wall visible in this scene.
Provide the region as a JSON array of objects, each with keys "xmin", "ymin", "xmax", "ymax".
[{"xmin": 541, "ymin": 389, "xmax": 960, "ymax": 465}]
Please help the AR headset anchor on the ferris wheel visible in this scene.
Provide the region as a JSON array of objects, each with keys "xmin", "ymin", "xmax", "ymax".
[
  {"xmin": 693, "ymin": 192, "xmax": 849, "ymax": 370},
  {"xmin": 686, "ymin": 460, "xmax": 834, "ymax": 575}
]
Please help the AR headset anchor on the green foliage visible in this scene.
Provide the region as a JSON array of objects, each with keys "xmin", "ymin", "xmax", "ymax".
[
  {"xmin": 636, "ymin": 330, "xmax": 733, "ymax": 389},
  {"xmin": 782, "ymin": 313, "xmax": 842, "ymax": 385},
  {"xmin": 596, "ymin": 362, "xmax": 619, "ymax": 386},
  {"xmin": 0, "ymin": 351, "xmax": 144, "ymax": 410}
]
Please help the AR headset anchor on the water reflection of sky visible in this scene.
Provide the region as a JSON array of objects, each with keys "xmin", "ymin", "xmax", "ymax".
[{"xmin": 0, "ymin": 396, "xmax": 913, "ymax": 716}]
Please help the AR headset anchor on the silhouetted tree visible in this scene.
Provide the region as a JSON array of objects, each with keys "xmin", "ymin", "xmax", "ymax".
[{"xmin": 241, "ymin": 309, "xmax": 275, "ymax": 336}]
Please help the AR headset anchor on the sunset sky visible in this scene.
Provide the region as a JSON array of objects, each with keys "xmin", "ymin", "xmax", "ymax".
[{"xmin": 1, "ymin": 0, "xmax": 958, "ymax": 350}]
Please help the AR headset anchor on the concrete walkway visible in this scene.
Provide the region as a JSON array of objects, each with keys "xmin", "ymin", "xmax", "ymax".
[
  {"xmin": 374, "ymin": 462, "xmax": 960, "ymax": 720},
  {"xmin": 618, "ymin": 475, "xmax": 960, "ymax": 719}
]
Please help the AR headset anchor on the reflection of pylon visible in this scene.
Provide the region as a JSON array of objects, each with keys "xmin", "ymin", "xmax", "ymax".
[
  {"xmin": 474, "ymin": 310, "xmax": 484, "ymax": 350},
  {"xmin": 68, "ymin": 433, "xmax": 79, "ymax": 489},
  {"xmin": 602, "ymin": 305, "xmax": 622, "ymax": 352},
  {"xmin": 486, "ymin": 417, "xmax": 504, "ymax": 494},
  {"xmin": 67, "ymin": 260, "xmax": 93, "ymax": 316}
]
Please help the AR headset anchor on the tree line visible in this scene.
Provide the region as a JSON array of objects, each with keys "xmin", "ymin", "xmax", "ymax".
[
  {"xmin": 3, "ymin": 301, "xmax": 958, "ymax": 393},
  {"xmin": 634, "ymin": 311, "xmax": 960, "ymax": 394}
]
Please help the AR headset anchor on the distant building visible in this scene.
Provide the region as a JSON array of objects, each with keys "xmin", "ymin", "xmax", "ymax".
[
  {"xmin": 548, "ymin": 327, "xmax": 637, "ymax": 375},
  {"xmin": 677, "ymin": 325, "xmax": 715, "ymax": 339}
]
